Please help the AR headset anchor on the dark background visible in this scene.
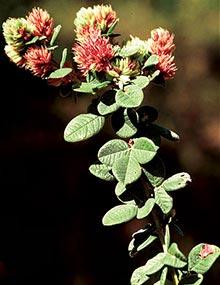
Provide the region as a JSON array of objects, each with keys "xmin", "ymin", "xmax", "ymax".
[{"xmin": 0, "ymin": 0, "xmax": 219, "ymax": 284}]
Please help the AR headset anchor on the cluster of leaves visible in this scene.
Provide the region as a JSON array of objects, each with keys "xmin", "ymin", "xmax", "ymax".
[{"xmin": 3, "ymin": 5, "xmax": 219, "ymax": 285}]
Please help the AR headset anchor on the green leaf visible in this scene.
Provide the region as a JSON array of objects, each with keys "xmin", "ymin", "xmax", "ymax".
[
  {"xmin": 188, "ymin": 243, "xmax": 220, "ymax": 274},
  {"xmin": 154, "ymin": 187, "xmax": 173, "ymax": 214},
  {"xmin": 132, "ymin": 137, "xmax": 159, "ymax": 164},
  {"xmin": 106, "ymin": 19, "xmax": 119, "ymax": 35},
  {"xmin": 119, "ymin": 45, "xmax": 140, "ymax": 57},
  {"xmin": 161, "ymin": 173, "xmax": 192, "ymax": 192},
  {"xmin": 74, "ymin": 80, "xmax": 110, "ymax": 94},
  {"xmin": 102, "ymin": 204, "xmax": 137, "ymax": 226},
  {"xmin": 97, "ymin": 90, "xmax": 119, "ymax": 115},
  {"xmin": 142, "ymin": 156, "xmax": 166, "ymax": 187},
  {"xmin": 137, "ymin": 198, "xmax": 155, "ymax": 219},
  {"xmin": 48, "ymin": 68, "xmax": 72, "ymax": 79},
  {"xmin": 60, "ymin": 48, "xmax": 68, "ymax": 68},
  {"xmin": 144, "ymin": 55, "xmax": 159, "ymax": 68},
  {"xmin": 144, "ymin": 252, "xmax": 166, "ymax": 275},
  {"xmin": 111, "ymin": 108, "xmax": 138, "ymax": 138},
  {"xmin": 50, "ymin": 24, "xmax": 62, "ymax": 46},
  {"xmin": 112, "ymin": 154, "xmax": 141, "ymax": 185},
  {"xmin": 132, "ymin": 76, "xmax": 150, "ymax": 89},
  {"xmin": 115, "ymin": 85, "xmax": 144, "ymax": 108},
  {"xmin": 130, "ymin": 265, "xmax": 150, "ymax": 285},
  {"xmin": 25, "ymin": 36, "xmax": 39, "ymax": 45},
  {"xmin": 115, "ymin": 182, "xmax": 127, "ymax": 196},
  {"xmin": 137, "ymin": 235, "xmax": 157, "ymax": 252},
  {"xmin": 179, "ymin": 273, "xmax": 203, "ymax": 285},
  {"xmin": 98, "ymin": 139, "xmax": 129, "ymax": 166},
  {"xmin": 160, "ymin": 267, "xmax": 168, "ymax": 285},
  {"xmin": 148, "ymin": 70, "xmax": 160, "ymax": 81},
  {"xmin": 164, "ymin": 253, "xmax": 187, "ymax": 268},
  {"xmin": 89, "ymin": 164, "xmax": 114, "ymax": 181},
  {"xmin": 168, "ymin": 243, "xmax": 187, "ymax": 262},
  {"xmin": 64, "ymin": 113, "xmax": 105, "ymax": 142}
]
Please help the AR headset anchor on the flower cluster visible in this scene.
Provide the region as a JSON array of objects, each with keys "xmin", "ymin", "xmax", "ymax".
[
  {"xmin": 2, "ymin": 8, "xmax": 54, "ymax": 78},
  {"xmin": 147, "ymin": 27, "xmax": 177, "ymax": 79},
  {"xmin": 3, "ymin": 5, "xmax": 177, "ymax": 84}
]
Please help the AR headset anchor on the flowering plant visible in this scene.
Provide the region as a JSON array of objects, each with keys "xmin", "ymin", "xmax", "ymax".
[{"xmin": 2, "ymin": 5, "xmax": 219, "ymax": 285}]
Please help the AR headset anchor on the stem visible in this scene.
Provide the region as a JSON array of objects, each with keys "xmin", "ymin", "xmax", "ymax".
[{"xmin": 141, "ymin": 177, "xmax": 179, "ymax": 285}]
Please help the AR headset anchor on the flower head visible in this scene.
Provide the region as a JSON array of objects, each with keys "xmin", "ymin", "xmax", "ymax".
[
  {"xmin": 122, "ymin": 36, "xmax": 149, "ymax": 58},
  {"xmin": 24, "ymin": 46, "xmax": 53, "ymax": 77},
  {"xmin": 74, "ymin": 5, "xmax": 117, "ymax": 40},
  {"xmin": 108, "ymin": 57, "xmax": 140, "ymax": 78},
  {"xmin": 73, "ymin": 28, "xmax": 114, "ymax": 76},
  {"xmin": 4, "ymin": 44, "xmax": 24, "ymax": 65},
  {"xmin": 2, "ymin": 17, "xmax": 34, "ymax": 49},
  {"xmin": 27, "ymin": 7, "xmax": 54, "ymax": 38},
  {"xmin": 147, "ymin": 27, "xmax": 177, "ymax": 79}
]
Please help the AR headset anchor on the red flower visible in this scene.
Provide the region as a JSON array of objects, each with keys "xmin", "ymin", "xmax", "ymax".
[
  {"xmin": 26, "ymin": 7, "xmax": 54, "ymax": 38},
  {"xmin": 24, "ymin": 46, "xmax": 53, "ymax": 78},
  {"xmin": 73, "ymin": 28, "xmax": 114, "ymax": 76},
  {"xmin": 147, "ymin": 27, "xmax": 177, "ymax": 79}
]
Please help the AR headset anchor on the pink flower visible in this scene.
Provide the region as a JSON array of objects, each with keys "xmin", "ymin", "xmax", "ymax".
[
  {"xmin": 199, "ymin": 244, "xmax": 215, "ymax": 259},
  {"xmin": 73, "ymin": 28, "xmax": 114, "ymax": 76},
  {"xmin": 147, "ymin": 27, "xmax": 177, "ymax": 79},
  {"xmin": 74, "ymin": 5, "xmax": 117, "ymax": 39},
  {"xmin": 26, "ymin": 7, "xmax": 54, "ymax": 38},
  {"xmin": 24, "ymin": 46, "xmax": 53, "ymax": 78}
]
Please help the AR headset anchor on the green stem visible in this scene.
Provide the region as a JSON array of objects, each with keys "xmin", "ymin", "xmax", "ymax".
[{"xmin": 142, "ymin": 177, "xmax": 179, "ymax": 285}]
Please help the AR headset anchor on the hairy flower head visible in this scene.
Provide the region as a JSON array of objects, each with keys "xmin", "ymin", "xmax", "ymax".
[
  {"xmin": 24, "ymin": 46, "xmax": 53, "ymax": 77},
  {"xmin": 108, "ymin": 57, "xmax": 140, "ymax": 78},
  {"xmin": 26, "ymin": 7, "xmax": 54, "ymax": 38},
  {"xmin": 73, "ymin": 28, "xmax": 114, "ymax": 76},
  {"xmin": 4, "ymin": 44, "xmax": 24, "ymax": 65},
  {"xmin": 2, "ymin": 17, "xmax": 34, "ymax": 49},
  {"xmin": 147, "ymin": 27, "xmax": 177, "ymax": 79},
  {"xmin": 74, "ymin": 5, "xmax": 117, "ymax": 39},
  {"xmin": 123, "ymin": 36, "xmax": 149, "ymax": 58}
]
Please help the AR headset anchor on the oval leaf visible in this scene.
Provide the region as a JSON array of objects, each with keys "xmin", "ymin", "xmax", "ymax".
[
  {"xmin": 64, "ymin": 113, "xmax": 105, "ymax": 142},
  {"xmin": 144, "ymin": 252, "xmax": 166, "ymax": 275},
  {"xmin": 132, "ymin": 76, "xmax": 150, "ymax": 89},
  {"xmin": 188, "ymin": 243, "xmax": 220, "ymax": 274},
  {"xmin": 102, "ymin": 204, "xmax": 137, "ymax": 226},
  {"xmin": 132, "ymin": 137, "xmax": 159, "ymax": 164},
  {"xmin": 89, "ymin": 164, "xmax": 114, "ymax": 181},
  {"xmin": 98, "ymin": 139, "xmax": 129, "ymax": 166},
  {"xmin": 137, "ymin": 198, "xmax": 155, "ymax": 219},
  {"xmin": 164, "ymin": 253, "xmax": 187, "ymax": 268},
  {"xmin": 50, "ymin": 24, "xmax": 62, "ymax": 46},
  {"xmin": 112, "ymin": 155, "xmax": 141, "ymax": 185},
  {"xmin": 161, "ymin": 172, "xmax": 192, "ymax": 191},
  {"xmin": 116, "ymin": 85, "xmax": 144, "ymax": 108},
  {"xmin": 112, "ymin": 108, "xmax": 138, "ymax": 138},
  {"xmin": 48, "ymin": 67, "xmax": 72, "ymax": 79},
  {"xmin": 154, "ymin": 186, "xmax": 173, "ymax": 214},
  {"xmin": 130, "ymin": 265, "xmax": 150, "ymax": 285}
]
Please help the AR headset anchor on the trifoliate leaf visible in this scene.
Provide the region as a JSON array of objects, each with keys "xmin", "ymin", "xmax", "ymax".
[{"xmin": 132, "ymin": 137, "xmax": 159, "ymax": 164}]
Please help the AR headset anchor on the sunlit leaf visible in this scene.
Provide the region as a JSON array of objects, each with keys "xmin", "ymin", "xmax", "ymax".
[
  {"xmin": 102, "ymin": 204, "xmax": 137, "ymax": 226},
  {"xmin": 64, "ymin": 113, "xmax": 105, "ymax": 142},
  {"xmin": 89, "ymin": 164, "xmax": 114, "ymax": 181}
]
